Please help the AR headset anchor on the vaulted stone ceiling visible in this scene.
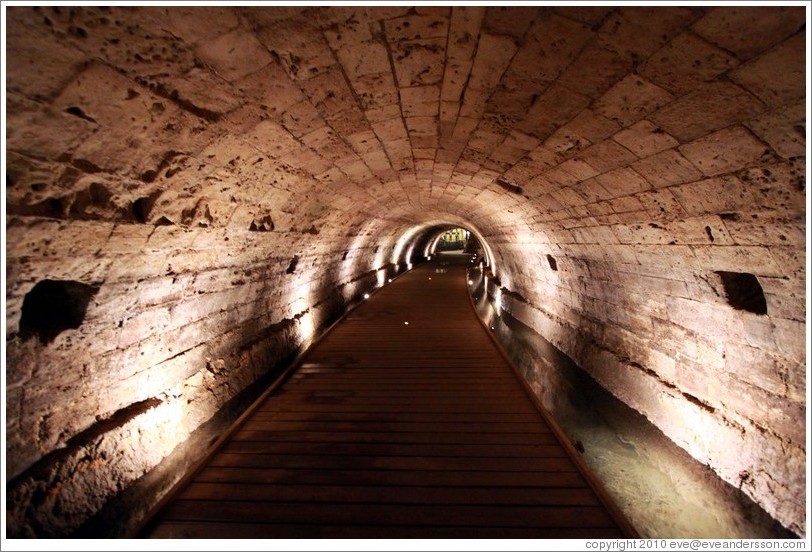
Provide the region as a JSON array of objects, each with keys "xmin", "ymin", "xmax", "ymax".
[{"xmin": 4, "ymin": 5, "xmax": 807, "ymax": 537}]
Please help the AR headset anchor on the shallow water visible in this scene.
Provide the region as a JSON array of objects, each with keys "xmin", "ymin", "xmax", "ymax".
[{"xmin": 467, "ymin": 266, "xmax": 794, "ymax": 539}]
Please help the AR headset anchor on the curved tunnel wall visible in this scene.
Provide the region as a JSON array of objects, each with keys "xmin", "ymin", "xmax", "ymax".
[{"xmin": 4, "ymin": 5, "xmax": 807, "ymax": 537}]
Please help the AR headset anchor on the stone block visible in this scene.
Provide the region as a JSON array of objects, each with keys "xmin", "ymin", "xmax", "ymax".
[
  {"xmin": 670, "ymin": 174, "xmax": 755, "ymax": 216},
  {"xmin": 613, "ymin": 120, "xmax": 680, "ymax": 158},
  {"xmin": 577, "ymin": 140, "xmax": 639, "ymax": 174},
  {"xmin": 692, "ymin": 6, "xmax": 805, "ymax": 61},
  {"xmin": 483, "ymin": 6, "xmax": 539, "ymax": 38},
  {"xmin": 746, "ymin": 101, "xmax": 805, "ymax": 160},
  {"xmin": 254, "ymin": 17, "xmax": 334, "ymax": 81},
  {"xmin": 351, "ymin": 72, "xmax": 399, "ymax": 110},
  {"xmin": 509, "ymin": 12, "xmax": 593, "ymax": 85},
  {"xmin": 336, "ymin": 40, "xmax": 391, "ymax": 79},
  {"xmin": 639, "ymin": 32, "xmax": 739, "ymax": 95},
  {"xmin": 594, "ymin": 75, "xmax": 674, "ymax": 128},
  {"xmin": 520, "ymin": 83, "xmax": 592, "ymax": 140},
  {"xmin": 466, "ymin": 33, "xmax": 518, "ymax": 93},
  {"xmin": 399, "ymin": 85, "xmax": 440, "ymax": 117},
  {"xmin": 680, "ymin": 126, "xmax": 770, "ymax": 177},
  {"xmin": 320, "ymin": 8, "xmax": 374, "ymax": 49},
  {"xmin": 444, "ymin": 7, "xmax": 484, "ymax": 61},
  {"xmin": 300, "ymin": 67, "xmax": 357, "ymax": 117},
  {"xmin": 632, "ymin": 149, "xmax": 703, "ymax": 188},
  {"xmin": 6, "ymin": 9, "xmax": 89, "ymax": 101},
  {"xmin": 391, "ymin": 38, "xmax": 446, "ymax": 87},
  {"xmin": 195, "ymin": 30, "xmax": 273, "ymax": 82},
  {"xmin": 557, "ymin": 42, "xmax": 631, "ymax": 100},
  {"xmin": 649, "ymin": 81, "xmax": 766, "ymax": 142},
  {"xmin": 598, "ymin": 7, "xmax": 699, "ymax": 59},
  {"xmin": 691, "ymin": 244, "xmax": 782, "ymax": 277},
  {"xmin": 280, "ymin": 100, "xmax": 325, "ymax": 137},
  {"xmin": 161, "ymin": 7, "xmax": 240, "ymax": 44},
  {"xmin": 595, "ymin": 167, "xmax": 651, "ymax": 198}
]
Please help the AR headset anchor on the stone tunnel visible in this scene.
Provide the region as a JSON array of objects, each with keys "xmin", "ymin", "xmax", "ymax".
[{"xmin": 3, "ymin": 5, "xmax": 807, "ymax": 539}]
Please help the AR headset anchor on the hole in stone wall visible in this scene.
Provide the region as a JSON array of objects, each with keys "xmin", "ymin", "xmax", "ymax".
[
  {"xmin": 715, "ymin": 271, "xmax": 767, "ymax": 315},
  {"xmin": 496, "ymin": 177, "xmax": 523, "ymax": 194},
  {"xmin": 132, "ymin": 197, "xmax": 151, "ymax": 223},
  {"xmin": 64, "ymin": 106, "xmax": 97, "ymax": 123},
  {"xmin": 19, "ymin": 279, "xmax": 101, "ymax": 344},
  {"xmin": 342, "ymin": 250, "xmax": 348, "ymax": 261},
  {"xmin": 286, "ymin": 255, "xmax": 300, "ymax": 274},
  {"xmin": 547, "ymin": 254, "xmax": 558, "ymax": 271},
  {"xmin": 705, "ymin": 226, "xmax": 714, "ymax": 242},
  {"xmin": 249, "ymin": 213, "xmax": 274, "ymax": 232},
  {"xmin": 132, "ymin": 190, "xmax": 163, "ymax": 223}
]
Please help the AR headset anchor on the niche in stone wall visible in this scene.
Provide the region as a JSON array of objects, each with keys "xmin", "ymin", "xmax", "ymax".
[
  {"xmin": 19, "ymin": 279, "xmax": 101, "ymax": 344},
  {"xmin": 715, "ymin": 271, "xmax": 768, "ymax": 315},
  {"xmin": 546, "ymin": 254, "xmax": 558, "ymax": 271}
]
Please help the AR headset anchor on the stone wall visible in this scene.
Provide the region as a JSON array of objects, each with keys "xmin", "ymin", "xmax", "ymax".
[{"xmin": 5, "ymin": 6, "xmax": 806, "ymax": 536}]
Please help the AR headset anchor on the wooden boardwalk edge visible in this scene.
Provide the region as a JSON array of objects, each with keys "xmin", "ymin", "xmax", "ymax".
[
  {"xmin": 132, "ymin": 266, "xmax": 416, "ymax": 537},
  {"xmin": 464, "ymin": 268, "xmax": 640, "ymax": 538}
]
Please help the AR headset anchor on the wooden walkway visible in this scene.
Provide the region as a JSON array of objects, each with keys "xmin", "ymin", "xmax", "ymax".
[{"xmin": 143, "ymin": 253, "xmax": 635, "ymax": 538}]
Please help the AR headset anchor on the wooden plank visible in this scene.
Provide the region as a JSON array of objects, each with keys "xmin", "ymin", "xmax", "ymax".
[
  {"xmin": 231, "ymin": 429, "xmax": 561, "ymax": 445},
  {"xmin": 257, "ymin": 403, "xmax": 539, "ymax": 414},
  {"xmin": 261, "ymin": 396, "xmax": 539, "ymax": 407},
  {"xmin": 221, "ymin": 441, "xmax": 570, "ymax": 458},
  {"xmin": 194, "ymin": 467, "xmax": 590, "ymax": 487},
  {"xmin": 239, "ymin": 420, "xmax": 552, "ymax": 434},
  {"xmin": 160, "ymin": 500, "xmax": 617, "ymax": 528},
  {"xmin": 248, "ymin": 410, "xmax": 543, "ymax": 424},
  {"xmin": 283, "ymin": 381, "xmax": 523, "ymax": 390},
  {"xmin": 205, "ymin": 453, "xmax": 578, "ymax": 472},
  {"xmin": 148, "ymin": 521, "xmax": 624, "ymax": 539},
  {"xmin": 177, "ymin": 482, "xmax": 601, "ymax": 506}
]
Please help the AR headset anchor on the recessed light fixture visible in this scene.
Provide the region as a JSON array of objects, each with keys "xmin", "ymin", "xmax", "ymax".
[
  {"xmin": 404, "ymin": 321, "xmax": 409, "ymax": 325},
  {"xmin": 363, "ymin": 293, "xmax": 370, "ymax": 299}
]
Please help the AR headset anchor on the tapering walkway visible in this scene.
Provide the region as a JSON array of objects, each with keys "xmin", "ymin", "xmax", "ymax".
[{"xmin": 143, "ymin": 253, "xmax": 635, "ymax": 538}]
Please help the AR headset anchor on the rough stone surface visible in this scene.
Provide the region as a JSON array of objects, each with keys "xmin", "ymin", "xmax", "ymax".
[{"xmin": 4, "ymin": 6, "xmax": 807, "ymax": 537}]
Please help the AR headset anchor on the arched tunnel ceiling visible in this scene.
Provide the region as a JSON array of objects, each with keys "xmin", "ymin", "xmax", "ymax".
[
  {"xmin": 7, "ymin": 5, "xmax": 804, "ymax": 245},
  {"xmin": 3, "ymin": 4, "xmax": 808, "ymax": 538}
]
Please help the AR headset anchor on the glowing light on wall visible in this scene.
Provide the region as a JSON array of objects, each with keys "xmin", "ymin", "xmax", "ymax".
[
  {"xmin": 494, "ymin": 286, "xmax": 503, "ymax": 316},
  {"xmin": 291, "ymin": 282, "xmax": 315, "ymax": 342},
  {"xmin": 145, "ymin": 398, "xmax": 184, "ymax": 431},
  {"xmin": 391, "ymin": 226, "xmax": 423, "ymax": 265},
  {"xmin": 404, "ymin": 240, "xmax": 418, "ymax": 266},
  {"xmin": 376, "ymin": 268, "xmax": 386, "ymax": 288},
  {"xmin": 425, "ymin": 232, "xmax": 444, "ymax": 257},
  {"xmin": 298, "ymin": 310, "xmax": 315, "ymax": 342},
  {"xmin": 135, "ymin": 397, "xmax": 186, "ymax": 459}
]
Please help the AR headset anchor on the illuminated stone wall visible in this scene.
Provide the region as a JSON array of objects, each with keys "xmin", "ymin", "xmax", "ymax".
[{"xmin": 5, "ymin": 6, "xmax": 805, "ymax": 536}]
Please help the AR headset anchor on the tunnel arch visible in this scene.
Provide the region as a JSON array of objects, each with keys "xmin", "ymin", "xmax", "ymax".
[
  {"xmin": 4, "ymin": 5, "xmax": 806, "ymax": 538},
  {"xmin": 386, "ymin": 220, "xmax": 497, "ymax": 274}
]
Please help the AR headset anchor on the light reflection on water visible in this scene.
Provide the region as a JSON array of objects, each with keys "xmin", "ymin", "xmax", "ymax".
[{"xmin": 466, "ymin": 267, "xmax": 793, "ymax": 539}]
